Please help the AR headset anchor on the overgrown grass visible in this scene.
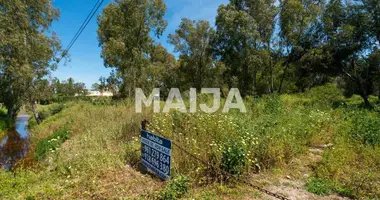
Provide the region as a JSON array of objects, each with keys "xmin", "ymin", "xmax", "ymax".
[
  {"xmin": 38, "ymin": 103, "xmax": 65, "ymax": 121},
  {"xmin": 1, "ymin": 84, "xmax": 380, "ymax": 199},
  {"xmin": 35, "ymin": 126, "xmax": 70, "ymax": 160},
  {"xmin": 157, "ymin": 175, "xmax": 190, "ymax": 200}
]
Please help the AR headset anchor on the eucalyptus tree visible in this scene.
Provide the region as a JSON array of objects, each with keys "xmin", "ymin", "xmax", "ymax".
[
  {"xmin": 146, "ymin": 44, "xmax": 176, "ymax": 97},
  {"xmin": 168, "ymin": 19, "xmax": 215, "ymax": 90},
  {"xmin": 213, "ymin": 0, "xmax": 277, "ymax": 96},
  {"xmin": 245, "ymin": 0, "xmax": 277, "ymax": 93},
  {"xmin": 0, "ymin": 0, "xmax": 64, "ymax": 119},
  {"xmin": 213, "ymin": 3, "xmax": 260, "ymax": 96},
  {"xmin": 106, "ymin": 70, "xmax": 122, "ymax": 95},
  {"xmin": 97, "ymin": 0, "xmax": 167, "ymax": 97},
  {"xmin": 320, "ymin": 0, "xmax": 380, "ymax": 107},
  {"xmin": 278, "ymin": 0, "xmax": 324, "ymax": 93}
]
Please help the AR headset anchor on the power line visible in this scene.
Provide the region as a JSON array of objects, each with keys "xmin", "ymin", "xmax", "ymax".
[
  {"xmin": 58, "ymin": 0, "xmax": 105, "ymax": 63},
  {"xmin": 65, "ymin": 0, "xmax": 101, "ymax": 52}
]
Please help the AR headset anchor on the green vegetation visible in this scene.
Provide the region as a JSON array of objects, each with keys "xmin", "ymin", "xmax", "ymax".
[
  {"xmin": 35, "ymin": 126, "xmax": 70, "ymax": 160},
  {"xmin": 306, "ymin": 178, "xmax": 340, "ymax": 196},
  {"xmin": 158, "ymin": 176, "xmax": 190, "ymax": 200},
  {"xmin": 1, "ymin": 85, "xmax": 379, "ymax": 199},
  {"xmin": 38, "ymin": 104, "xmax": 65, "ymax": 122},
  {"xmin": 0, "ymin": 107, "xmax": 12, "ymax": 136},
  {"xmin": 1, "ymin": 0, "xmax": 379, "ymax": 199}
]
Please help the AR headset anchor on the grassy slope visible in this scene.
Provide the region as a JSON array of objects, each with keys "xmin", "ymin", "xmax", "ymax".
[{"xmin": 1, "ymin": 85, "xmax": 380, "ymax": 199}]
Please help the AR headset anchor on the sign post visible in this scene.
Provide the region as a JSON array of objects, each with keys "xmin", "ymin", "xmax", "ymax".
[{"xmin": 141, "ymin": 130, "xmax": 172, "ymax": 180}]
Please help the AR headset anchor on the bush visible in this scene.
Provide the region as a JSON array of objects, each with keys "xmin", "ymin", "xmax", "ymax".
[
  {"xmin": 35, "ymin": 127, "xmax": 70, "ymax": 160},
  {"xmin": 159, "ymin": 176, "xmax": 190, "ymax": 200},
  {"xmin": 349, "ymin": 110, "xmax": 380, "ymax": 146},
  {"xmin": 306, "ymin": 178, "xmax": 335, "ymax": 195},
  {"xmin": 304, "ymin": 83, "xmax": 344, "ymax": 105},
  {"xmin": 0, "ymin": 107, "xmax": 7, "ymax": 117},
  {"xmin": 39, "ymin": 104, "xmax": 64, "ymax": 121},
  {"xmin": 221, "ymin": 140, "xmax": 246, "ymax": 175},
  {"xmin": 314, "ymin": 136, "xmax": 380, "ymax": 198}
]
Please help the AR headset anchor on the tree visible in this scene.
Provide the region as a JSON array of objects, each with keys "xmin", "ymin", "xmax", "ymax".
[
  {"xmin": 320, "ymin": 0, "xmax": 379, "ymax": 107},
  {"xmin": 97, "ymin": 0, "xmax": 167, "ymax": 97},
  {"xmin": 213, "ymin": 0, "xmax": 277, "ymax": 96},
  {"xmin": 92, "ymin": 83, "xmax": 100, "ymax": 91},
  {"xmin": 74, "ymin": 82, "xmax": 87, "ymax": 96},
  {"xmin": 0, "ymin": 0, "xmax": 64, "ymax": 119},
  {"xmin": 29, "ymin": 79, "xmax": 53, "ymax": 124},
  {"xmin": 213, "ymin": 3, "xmax": 259, "ymax": 96},
  {"xmin": 106, "ymin": 70, "xmax": 122, "ymax": 95},
  {"xmin": 148, "ymin": 44, "xmax": 177, "ymax": 97},
  {"xmin": 278, "ymin": 0, "xmax": 324, "ymax": 93},
  {"xmin": 168, "ymin": 19, "xmax": 215, "ymax": 90}
]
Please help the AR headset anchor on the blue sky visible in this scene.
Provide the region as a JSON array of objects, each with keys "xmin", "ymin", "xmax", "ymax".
[{"xmin": 51, "ymin": 0, "xmax": 228, "ymax": 88}]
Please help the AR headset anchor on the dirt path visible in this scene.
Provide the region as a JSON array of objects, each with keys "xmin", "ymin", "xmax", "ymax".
[{"xmin": 249, "ymin": 145, "xmax": 349, "ymax": 200}]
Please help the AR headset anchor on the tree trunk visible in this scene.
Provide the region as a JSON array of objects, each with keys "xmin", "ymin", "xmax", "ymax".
[
  {"xmin": 267, "ymin": 41, "xmax": 274, "ymax": 93},
  {"xmin": 6, "ymin": 108, "xmax": 15, "ymax": 119},
  {"xmin": 6, "ymin": 105, "xmax": 20, "ymax": 120},
  {"xmin": 31, "ymin": 101, "xmax": 41, "ymax": 124},
  {"xmin": 270, "ymin": 57, "xmax": 274, "ymax": 93},
  {"xmin": 362, "ymin": 95, "xmax": 373, "ymax": 109},
  {"xmin": 278, "ymin": 62, "xmax": 289, "ymax": 94}
]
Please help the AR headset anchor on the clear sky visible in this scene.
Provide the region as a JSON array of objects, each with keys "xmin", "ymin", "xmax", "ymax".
[{"xmin": 51, "ymin": 0, "xmax": 228, "ymax": 88}]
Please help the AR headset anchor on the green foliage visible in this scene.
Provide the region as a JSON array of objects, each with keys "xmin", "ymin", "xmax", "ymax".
[
  {"xmin": 349, "ymin": 110, "xmax": 380, "ymax": 146},
  {"xmin": 0, "ymin": 107, "xmax": 7, "ymax": 117},
  {"xmin": 35, "ymin": 127, "xmax": 70, "ymax": 160},
  {"xmin": 168, "ymin": 19, "xmax": 216, "ymax": 89},
  {"xmin": 0, "ymin": 0, "xmax": 63, "ymax": 119},
  {"xmin": 39, "ymin": 104, "xmax": 64, "ymax": 121},
  {"xmin": 0, "ymin": 107, "xmax": 12, "ymax": 134},
  {"xmin": 158, "ymin": 176, "xmax": 190, "ymax": 200},
  {"xmin": 311, "ymin": 107, "xmax": 380, "ymax": 198},
  {"xmin": 90, "ymin": 97, "xmax": 114, "ymax": 106},
  {"xmin": 307, "ymin": 178, "xmax": 352, "ymax": 196},
  {"xmin": 304, "ymin": 84, "xmax": 344, "ymax": 105},
  {"xmin": 306, "ymin": 178, "xmax": 335, "ymax": 195},
  {"xmin": 221, "ymin": 140, "xmax": 247, "ymax": 175},
  {"xmin": 2, "ymin": 94, "xmax": 380, "ymax": 198},
  {"xmin": 97, "ymin": 0, "xmax": 167, "ymax": 97}
]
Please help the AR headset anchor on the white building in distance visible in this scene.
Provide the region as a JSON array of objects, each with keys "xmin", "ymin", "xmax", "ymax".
[{"xmin": 87, "ymin": 90, "xmax": 113, "ymax": 97}]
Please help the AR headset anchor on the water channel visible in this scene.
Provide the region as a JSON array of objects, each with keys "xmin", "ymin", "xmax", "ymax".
[{"xmin": 0, "ymin": 114, "xmax": 30, "ymax": 170}]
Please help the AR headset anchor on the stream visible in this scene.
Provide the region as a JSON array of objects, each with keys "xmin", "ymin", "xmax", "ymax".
[{"xmin": 0, "ymin": 114, "xmax": 30, "ymax": 170}]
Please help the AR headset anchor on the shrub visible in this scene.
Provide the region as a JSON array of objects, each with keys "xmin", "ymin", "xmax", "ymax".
[
  {"xmin": 35, "ymin": 127, "xmax": 70, "ymax": 160},
  {"xmin": 0, "ymin": 117, "xmax": 12, "ymax": 134},
  {"xmin": 306, "ymin": 178, "xmax": 335, "ymax": 195},
  {"xmin": 158, "ymin": 176, "xmax": 190, "ymax": 200},
  {"xmin": 304, "ymin": 83, "xmax": 344, "ymax": 105},
  {"xmin": 0, "ymin": 107, "xmax": 7, "ymax": 117},
  {"xmin": 221, "ymin": 140, "xmax": 246, "ymax": 175},
  {"xmin": 314, "ymin": 138, "xmax": 380, "ymax": 198},
  {"xmin": 39, "ymin": 104, "xmax": 64, "ymax": 121},
  {"xmin": 348, "ymin": 110, "xmax": 380, "ymax": 146}
]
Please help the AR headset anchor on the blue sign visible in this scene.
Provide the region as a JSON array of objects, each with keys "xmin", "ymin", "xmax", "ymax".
[{"xmin": 141, "ymin": 130, "xmax": 172, "ymax": 180}]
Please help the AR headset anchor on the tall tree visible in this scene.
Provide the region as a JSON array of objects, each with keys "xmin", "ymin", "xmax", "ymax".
[
  {"xmin": 213, "ymin": 3, "xmax": 259, "ymax": 96},
  {"xmin": 278, "ymin": 0, "xmax": 324, "ymax": 93},
  {"xmin": 213, "ymin": 0, "xmax": 277, "ymax": 96},
  {"xmin": 143, "ymin": 44, "xmax": 176, "ymax": 96},
  {"xmin": 168, "ymin": 19, "xmax": 215, "ymax": 90},
  {"xmin": 97, "ymin": 0, "xmax": 167, "ymax": 97},
  {"xmin": 0, "ymin": 0, "xmax": 63, "ymax": 119},
  {"xmin": 320, "ymin": 0, "xmax": 379, "ymax": 107}
]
